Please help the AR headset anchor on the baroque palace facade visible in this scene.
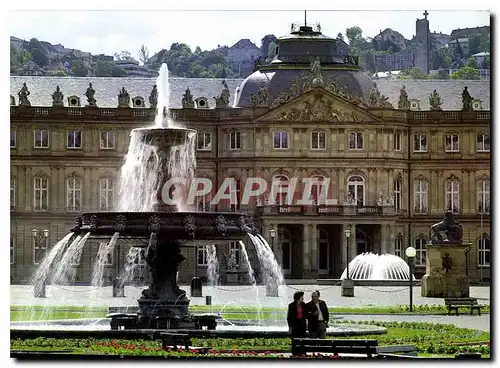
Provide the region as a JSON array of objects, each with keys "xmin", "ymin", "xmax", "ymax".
[{"xmin": 10, "ymin": 24, "xmax": 490, "ymax": 284}]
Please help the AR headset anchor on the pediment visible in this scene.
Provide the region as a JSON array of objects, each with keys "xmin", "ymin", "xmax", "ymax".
[{"xmin": 255, "ymin": 88, "xmax": 383, "ymax": 124}]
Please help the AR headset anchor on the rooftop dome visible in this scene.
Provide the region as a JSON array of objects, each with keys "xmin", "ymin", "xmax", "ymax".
[{"xmin": 234, "ymin": 24, "xmax": 374, "ymax": 108}]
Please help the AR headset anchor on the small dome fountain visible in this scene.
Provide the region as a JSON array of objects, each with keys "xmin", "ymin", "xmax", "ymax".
[{"xmin": 340, "ymin": 252, "xmax": 414, "ymax": 280}]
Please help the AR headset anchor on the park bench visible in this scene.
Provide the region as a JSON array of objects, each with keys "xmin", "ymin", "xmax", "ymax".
[
  {"xmin": 159, "ymin": 332, "xmax": 210, "ymax": 354},
  {"xmin": 375, "ymin": 345, "xmax": 418, "ymax": 358},
  {"xmin": 291, "ymin": 338, "xmax": 378, "ymax": 358},
  {"xmin": 444, "ymin": 298, "xmax": 484, "ymax": 316}
]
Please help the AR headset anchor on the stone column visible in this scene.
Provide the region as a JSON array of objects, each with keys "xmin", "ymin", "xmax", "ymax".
[
  {"xmin": 429, "ymin": 169, "xmax": 436, "ymax": 215},
  {"xmin": 58, "ymin": 167, "xmax": 65, "ymax": 212},
  {"xmin": 349, "ymin": 224, "xmax": 357, "ymax": 260},
  {"xmin": 302, "ymin": 224, "xmax": 310, "ymax": 273},
  {"xmin": 338, "ymin": 169, "xmax": 345, "ymax": 202},
  {"xmin": 380, "ymin": 224, "xmax": 388, "ymax": 254},
  {"xmin": 310, "ymin": 224, "xmax": 318, "ymax": 272},
  {"xmin": 389, "ymin": 225, "xmax": 395, "ymax": 254},
  {"xmin": 388, "ymin": 169, "xmax": 394, "ymax": 197},
  {"xmin": 438, "ymin": 169, "xmax": 444, "ymax": 214},
  {"xmin": 25, "ymin": 167, "xmax": 32, "ymax": 211},
  {"xmin": 18, "ymin": 166, "xmax": 26, "ymax": 210},
  {"xmin": 469, "ymin": 170, "xmax": 476, "ymax": 215}
]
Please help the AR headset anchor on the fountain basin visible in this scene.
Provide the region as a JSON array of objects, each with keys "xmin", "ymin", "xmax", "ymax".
[
  {"xmin": 131, "ymin": 127, "xmax": 196, "ymax": 147},
  {"xmin": 71, "ymin": 211, "xmax": 257, "ymax": 241},
  {"xmin": 340, "ymin": 253, "xmax": 415, "ymax": 280}
]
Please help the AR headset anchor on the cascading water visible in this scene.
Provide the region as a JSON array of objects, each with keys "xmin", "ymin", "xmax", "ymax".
[
  {"xmin": 340, "ymin": 252, "xmax": 414, "ymax": 280},
  {"xmin": 50, "ymin": 233, "xmax": 90, "ymax": 285},
  {"xmin": 206, "ymin": 245, "xmax": 220, "ymax": 287},
  {"xmin": 239, "ymin": 241, "xmax": 264, "ymax": 324},
  {"xmin": 90, "ymin": 233, "xmax": 120, "ymax": 288}
]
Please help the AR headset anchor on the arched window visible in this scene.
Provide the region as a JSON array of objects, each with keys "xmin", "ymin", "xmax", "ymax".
[
  {"xmin": 477, "ymin": 234, "xmax": 490, "ymax": 267},
  {"xmin": 394, "ymin": 235, "xmax": 403, "ymax": 258},
  {"xmin": 273, "ymin": 175, "xmax": 290, "ymax": 206},
  {"xmin": 394, "ymin": 179, "xmax": 402, "ymax": 211},
  {"xmin": 413, "ymin": 179, "xmax": 428, "ymax": 214},
  {"xmin": 281, "ymin": 229, "xmax": 292, "ymax": 275},
  {"xmin": 477, "ymin": 180, "xmax": 490, "ymax": 214},
  {"xmin": 445, "ymin": 179, "xmax": 460, "ymax": 214},
  {"xmin": 414, "ymin": 235, "xmax": 427, "ymax": 266},
  {"xmin": 67, "ymin": 176, "xmax": 82, "ymax": 212},
  {"xmin": 347, "ymin": 175, "xmax": 364, "ymax": 206}
]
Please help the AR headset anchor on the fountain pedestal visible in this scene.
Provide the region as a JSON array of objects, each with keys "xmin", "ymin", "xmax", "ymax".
[
  {"xmin": 421, "ymin": 243, "xmax": 470, "ymax": 298},
  {"xmin": 341, "ymin": 279, "xmax": 354, "ymax": 297}
]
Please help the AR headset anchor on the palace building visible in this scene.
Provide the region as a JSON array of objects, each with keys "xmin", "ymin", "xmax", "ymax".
[{"xmin": 10, "ymin": 24, "xmax": 490, "ymax": 284}]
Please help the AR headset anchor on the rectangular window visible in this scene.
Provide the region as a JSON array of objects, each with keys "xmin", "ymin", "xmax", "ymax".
[
  {"xmin": 348, "ymin": 132, "xmax": 363, "ymax": 150},
  {"xmin": 393, "ymin": 131, "xmax": 402, "ymax": 151},
  {"xmin": 477, "ymin": 236, "xmax": 490, "ymax": 267},
  {"xmin": 67, "ymin": 131, "xmax": 82, "ymax": 149},
  {"xmin": 230, "ymin": 179, "xmax": 241, "ymax": 211},
  {"xmin": 10, "ymin": 130, "xmax": 16, "ymax": 148},
  {"xmin": 414, "ymin": 238, "xmax": 427, "ymax": 266},
  {"xmin": 229, "ymin": 242, "xmax": 240, "ymax": 267},
  {"xmin": 10, "ymin": 236, "xmax": 15, "ymax": 265},
  {"xmin": 133, "ymin": 248, "xmax": 147, "ymax": 266},
  {"xmin": 99, "ymin": 178, "xmax": 114, "ymax": 211},
  {"xmin": 413, "ymin": 133, "xmax": 427, "ymax": 152},
  {"xmin": 414, "ymin": 180, "xmax": 428, "ymax": 214},
  {"xmin": 229, "ymin": 131, "xmax": 241, "ymax": 150},
  {"xmin": 477, "ymin": 134, "xmax": 490, "ymax": 152},
  {"xmin": 34, "ymin": 130, "xmax": 49, "ymax": 148},
  {"xmin": 273, "ymin": 131, "xmax": 289, "ymax": 149},
  {"xmin": 197, "ymin": 133, "xmax": 212, "ymax": 151},
  {"xmin": 197, "ymin": 246, "xmax": 208, "ymax": 266},
  {"xmin": 394, "ymin": 180, "xmax": 401, "ymax": 211},
  {"xmin": 100, "ymin": 131, "xmax": 115, "ymax": 149},
  {"xmin": 311, "ymin": 131, "xmax": 326, "ymax": 150},
  {"xmin": 33, "ymin": 235, "xmax": 48, "ymax": 264},
  {"xmin": 445, "ymin": 180, "xmax": 460, "ymax": 214},
  {"xmin": 197, "ymin": 195, "xmax": 211, "ymax": 212},
  {"xmin": 67, "ymin": 177, "xmax": 81, "ymax": 212},
  {"xmin": 477, "ymin": 180, "xmax": 490, "ymax": 214},
  {"xmin": 10, "ymin": 178, "xmax": 15, "ymax": 211},
  {"xmin": 445, "ymin": 134, "xmax": 460, "ymax": 152},
  {"xmin": 33, "ymin": 177, "xmax": 49, "ymax": 211},
  {"xmin": 394, "ymin": 237, "xmax": 403, "ymax": 258}
]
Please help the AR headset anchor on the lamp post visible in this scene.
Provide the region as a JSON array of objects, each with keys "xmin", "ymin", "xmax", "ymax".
[
  {"xmin": 341, "ymin": 225, "xmax": 354, "ymax": 297},
  {"xmin": 266, "ymin": 228, "xmax": 278, "ymax": 297},
  {"xmin": 270, "ymin": 229, "xmax": 276, "ymax": 251},
  {"xmin": 405, "ymin": 246, "xmax": 416, "ymax": 312},
  {"xmin": 32, "ymin": 228, "xmax": 50, "ymax": 298},
  {"xmin": 344, "ymin": 226, "xmax": 352, "ymax": 279}
]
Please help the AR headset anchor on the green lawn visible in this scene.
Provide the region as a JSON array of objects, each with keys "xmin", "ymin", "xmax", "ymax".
[
  {"xmin": 10, "ymin": 321, "xmax": 490, "ymax": 358},
  {"xmin": 11, "ymin": 303, "xmax": 490, "ymax": 322}
]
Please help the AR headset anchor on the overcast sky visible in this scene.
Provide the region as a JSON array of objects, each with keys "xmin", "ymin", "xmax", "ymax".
[{"xmin": 9, "ymin": 9, "xmax": 490, "ymax": 60}]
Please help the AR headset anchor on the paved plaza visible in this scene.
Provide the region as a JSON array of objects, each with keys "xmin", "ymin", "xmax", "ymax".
[{"xmin": 10, "ymin": 284, "xmax": 490, "ymax": 308}]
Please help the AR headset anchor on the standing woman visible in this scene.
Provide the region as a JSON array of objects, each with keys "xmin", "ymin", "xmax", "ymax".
[{"xmin": 287, "ymin": 291, "xmax": 307, "ymax": 340}]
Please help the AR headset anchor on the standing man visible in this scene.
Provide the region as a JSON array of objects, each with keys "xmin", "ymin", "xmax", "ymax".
[{"xmin": 306, "ymin": 290, "xmax": 329, "ymax": 339}]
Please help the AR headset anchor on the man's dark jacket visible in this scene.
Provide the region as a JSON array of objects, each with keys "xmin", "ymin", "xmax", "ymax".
[{"xmin": 305, "ymin": 300, "xmax": 329, "ymax": 332}]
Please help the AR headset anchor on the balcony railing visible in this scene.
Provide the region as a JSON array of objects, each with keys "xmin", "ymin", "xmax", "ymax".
[
  {"xmin": 409, "ymin": 110, "xmax": 490, "ymax": 121},
  {"xmin": 256, "ymin": 205, "xmax": 385, "ymax": 216}
]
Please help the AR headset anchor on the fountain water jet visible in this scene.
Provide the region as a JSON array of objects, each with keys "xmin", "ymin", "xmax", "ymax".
[{"xmin": 340, "ymin": 252, "xmax": 415, "ymax": 280}]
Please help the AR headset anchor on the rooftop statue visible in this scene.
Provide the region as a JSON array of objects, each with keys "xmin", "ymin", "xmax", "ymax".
[
  {"xmin": 429, "ymin": 89, "xmax": 442, "ymax": 110},
  {"xmin": 149, "ymin": 84, "xmax": 158, "ymax": 109},
  {"xmin": 118, "ymin": 86, "xmax": 131, "ymax": 108},
  {"xmin": 461, "ymin": 86, "xmax": 473, "ymax": 112},
  {"xmin": 52, "ymin": 85, "xmax": 64, "ymax": 107},
  {"xmin": 85, "ymin": 83, "xmax": 97, "ymax": 107},
  {"xmin": 397, "ymin": 85, "xmax": 410, "ymax": 110},
  {"xmin": 428, "ymin": 211, "xmax": 463, "ymax": 245},
  {"xmin": 214, "ymin": 80, "xmax": 230, "ymax": 108},
  {"xmin": 182, "ymin": 88, "xmax": 195, "ymax": 109},
  {"xmin": 18, "ymin": 82, "xmax": 31, "ymax": 106},
  {"xmin": 368, "ymin": 82, "xmax": 393, "ymax": 108},
  {"xmin": 310, "ymin": 57, "xmax": 324, "ymax": 88}
]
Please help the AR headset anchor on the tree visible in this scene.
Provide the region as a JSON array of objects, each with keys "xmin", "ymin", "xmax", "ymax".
[
  {"xmin": 431, "ymin": 46, "xmax": 452, "ymax": 70},
  {"xmin": 70, "ymin": 59, "xmax": 88, "ymax": 77},
  {"xmin": 450, "ymin": 66, "xmax": 480, "ymax": 80},
  {"xmin": 138, "ymin": 45, "xmax": 149, "ymax": 65},
  {"xmin": 111, "ymin": 65, "xmax": 128, "ymax": 77},
  {"xmin": 95, "ymin": 60, "xmax": 114, "ymax": 77},
  {"xmin": 27, "ymin": 38, "xmax": 48, "ymax": 67},
  {"xmin": 10, "ymin": 45, "xmax": 32, "ymax": 72},
  {"xmin": 345, "ymin": 26, "xmax": 370, "ymax": 54},
  {"xmin": 466, "ymin": 57, "xmax": 478, "ymax": 69},
  {"xmin": 54, "ymin": 69, "xmax": 68, "ymax": 76},
  {"xmin": 114, "ymin": 51, "xmax": 133, "ymax": 61}
]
